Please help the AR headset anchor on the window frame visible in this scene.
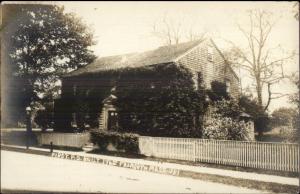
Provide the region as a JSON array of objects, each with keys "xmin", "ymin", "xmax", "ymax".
[
  {"xmin": 225, "ymin": 79, "xmax": 231, "ymax": 93},
  {"xmin": 207, "ymin": 46, "xmax": 214, "ymax": 62}
]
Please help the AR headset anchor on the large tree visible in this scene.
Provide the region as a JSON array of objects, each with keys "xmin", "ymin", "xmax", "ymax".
[
  {"xmin": 226, "ymin": 10, "xmax": 295, "ymax": 111},
  {"xmin": 2, "ymin": 4, "xmax": 96, "ymax": 125},
  {"xmin": 271, "ymin": 107, "xmax": 297, "ymax": 127}
]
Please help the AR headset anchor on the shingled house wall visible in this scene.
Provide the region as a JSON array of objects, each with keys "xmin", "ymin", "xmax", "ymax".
[
  {"xmin": 56, "ymin": 39, "xmax": 242, "ymax": 132},
  {"xmin": 177, "ymin": 40, "xmax": 240, "ymax": 98}
]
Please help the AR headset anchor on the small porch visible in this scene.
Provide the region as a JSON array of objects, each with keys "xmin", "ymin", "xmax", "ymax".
[{"xmin": 98, "ymin": 94, "xmax": 118, "ymax": 131}]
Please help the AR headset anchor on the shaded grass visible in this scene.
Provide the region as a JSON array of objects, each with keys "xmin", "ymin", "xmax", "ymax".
[
  {"xmin": 146, "ymin": 156, "xmax": 299, "ymax": 178},
  {"xmin": 256, "ymin": 134, "xmax": 287, "ymax": 143},
  {"xmin": 178, "ymin": 170, "xmax": 299, "ymax": 194},
  {"xmin": 86, "ymin": 147, "xmax": 299, "ymax": 178}
]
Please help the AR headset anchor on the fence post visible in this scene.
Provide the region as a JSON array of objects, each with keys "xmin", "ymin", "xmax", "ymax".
[{"xmin": 50, "ymin": 141, "xmax": 53, "ymax": 153}]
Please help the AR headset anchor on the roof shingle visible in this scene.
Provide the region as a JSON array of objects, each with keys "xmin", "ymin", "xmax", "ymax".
[{"xmin": 65, "ymin": 39, "xmax": 203, "ymax": 77}]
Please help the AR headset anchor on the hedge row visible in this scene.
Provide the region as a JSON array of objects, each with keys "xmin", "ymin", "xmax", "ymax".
[{"xmin": 90, "ymin": 130, "xmax": 139, "ymax": 154}]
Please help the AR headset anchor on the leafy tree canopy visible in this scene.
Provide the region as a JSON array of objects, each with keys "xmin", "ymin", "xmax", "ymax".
[
  {"xmin": 271, "ymin": 107, "xmax": 297, "ymax": 127},
  {"xmin": 7, "ymin": 4, "xmax": 96, "ymax": 107}
]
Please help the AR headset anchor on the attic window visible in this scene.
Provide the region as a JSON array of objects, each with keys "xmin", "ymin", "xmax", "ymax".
[
  {"xmin": 207, "ymin": 46, "xmax": 213, "ymax": 62},
  {"xmin": 225, "ymin": 80, "xmax": 231, "ymax": 93}
]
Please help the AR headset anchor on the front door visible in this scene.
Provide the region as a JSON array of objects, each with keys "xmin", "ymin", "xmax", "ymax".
[{"xmin": 107, "ymin": 111, "xmax": 118, "ymax": 130}]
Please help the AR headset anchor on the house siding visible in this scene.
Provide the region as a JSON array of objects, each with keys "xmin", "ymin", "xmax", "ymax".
[
  {"xmin": 56, "ymin": 39, "xmax": 242, "ymax": 132},
  {"xmin": 177, "ymin": 40, "xmax": 240, "ymax": 98}
]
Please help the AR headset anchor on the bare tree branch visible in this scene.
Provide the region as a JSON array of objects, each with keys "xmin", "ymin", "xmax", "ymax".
[
  {"xmin": 151, "ymin": 14, "xmax": 206, "ymax": 46},
  {"xmin": 225, "ymin": 9, "xmax": 296, "ymax": 111}
]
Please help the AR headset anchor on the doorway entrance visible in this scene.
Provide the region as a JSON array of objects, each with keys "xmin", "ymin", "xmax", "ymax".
[{"xmin": 107, "ymin": 111, "xmax": 118, "ymax": 130}]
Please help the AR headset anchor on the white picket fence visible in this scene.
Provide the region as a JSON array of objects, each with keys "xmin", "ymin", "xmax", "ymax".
[
  {"xmin": 139, "ymin": 136, "xmax": 300, "ymax": 173},
  {"xmin": 37, "ymin": 132, "xmax": 90, "ymax": 148}
]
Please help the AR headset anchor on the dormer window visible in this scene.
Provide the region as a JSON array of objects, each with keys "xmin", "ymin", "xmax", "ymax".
[{"xmin": 207, "ymin": 46, "xmax": 213, "ymax": 62}]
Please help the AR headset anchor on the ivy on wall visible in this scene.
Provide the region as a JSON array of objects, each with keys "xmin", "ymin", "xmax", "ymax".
[
  {"xmin": 115, "ymin": 63, "xmax": 207, "ymax": 137},
  {"xmin": 55, "ymin": 63, "xmax": 207, "ymax": 137},
  {"xmin": 207, "ymin": 81, "xmax": 230, "ymax": 102},
  {"xmin": 54, "ymin": 74, "xmax": 116, "ymax": 132}
]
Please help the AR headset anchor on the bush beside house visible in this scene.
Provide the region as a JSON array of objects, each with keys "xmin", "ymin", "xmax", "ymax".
[
  {"xmin": 203, "ymin": 114, "xmax": 251, "ymax": 141},
  {"xmin": 203, "ymin": 99, "xmax": 251, "ymax": 141},
  {"xmin": 90, "ymin": 130, "xmax": 139, "ymax": 154},
  {"xmin": 203, "ymin": 82, "xmax": 253, "ymax": 141}
]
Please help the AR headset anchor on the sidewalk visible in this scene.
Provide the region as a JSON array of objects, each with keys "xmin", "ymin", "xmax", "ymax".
[
  {"xmin": 2, "ymin": 144, "xmax": 298, "ymax": 188},
  {"xmin": 57, "ymin": 150, "xmax": 299, "ymax": 186}
]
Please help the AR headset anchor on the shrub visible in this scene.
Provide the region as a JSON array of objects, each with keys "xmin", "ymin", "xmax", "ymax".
[
  {"xmin": 203, "ymin": 113, "xmax": 250, "ymax": 141},
  {"xmin": 213, "ymin": 98, "xmax": 241, "ymax": 119},
  {"xmin": 90, "ymin": 130, "xmax": 139, "ymax": 154},
  {"xmin": 204, "ymin": 99, "xmax": 250, "ymax": 141},
  {"xmin": 285, "ymin": 129, "xmax": 299, "ymax": 143}
]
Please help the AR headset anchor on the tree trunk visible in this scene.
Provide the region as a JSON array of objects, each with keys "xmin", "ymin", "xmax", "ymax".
[
  {"xmin": 256, "ymin": 76, "xmax": 265, "ymax": 138},
  {"xmin": 256, "ymin": 81, "xmax": 263, "ymax": 107}
]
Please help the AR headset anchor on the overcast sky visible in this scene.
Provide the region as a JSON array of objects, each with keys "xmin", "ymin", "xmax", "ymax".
[{"xmin": 57, "ymin": 1, "xmax": 299, "ymax": 112}]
